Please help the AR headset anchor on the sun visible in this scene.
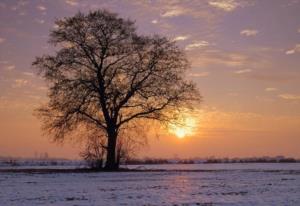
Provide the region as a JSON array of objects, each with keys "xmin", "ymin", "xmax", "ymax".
[
  {"xmin": 173, "ymin": 127, "xmax": 187, "ymax": 139},
  {"xmin": 168, "ymin": 112, "xmax": 197, "ymax": 139}
]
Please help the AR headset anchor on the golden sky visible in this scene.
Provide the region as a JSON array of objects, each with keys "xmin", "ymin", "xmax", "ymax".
[{"xmin": 0, "ymin": 0, "xmax": 300, "ymax": 159}]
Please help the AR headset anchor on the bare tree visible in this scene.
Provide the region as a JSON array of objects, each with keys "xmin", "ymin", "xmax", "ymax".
[
  {"xmin": 81, "ymin": 136, "xmax": 105, "ymax": 169},
  {"xmin": 80, "ymin": 122, "xmax": 145, "ymax": 169},
  {"xmin": 80, "ymin": 128, "xmax": 106, "ymax": 170},
  {"xmin": 33, "ymin": 10, "xmax": 200, "ymax": 170},
  {"xmin": 115, "ymin": 122, "xmax": 148, "ymax": 167}
]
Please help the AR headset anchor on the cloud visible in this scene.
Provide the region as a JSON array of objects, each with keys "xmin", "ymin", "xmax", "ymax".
[
  {"xmin": 35, "ymin": 19, "xmax": 45, "ymax": 24},
  {"xmin": 10, "ymin": 0, "xmax": 28, "ymax": 11},
  {"xmin": 65, "ymin": 0, "xmax": 78, "ymax": 6},
  {"xmin": 278, "ymin": 94, "xmax": 300, "ymax": 100},
  {"xmin": 285, "ymin": 44, "xmax": 300, "ymax": 55},
  {"xmin": 19, "ymin": 11, "xmax": 26, "ymax": 16},
  {"xmin": 3, "ymin": 65, "xmax": 15, "ymax": 71},
  {"xmin": 298, "ymin": 28, "xmax": 300, "ymax": 33},
  {"xmin": 23, "ymin": 72, "xmax": 34, "ymax": 77},
  {"xmin": 208, "ymin": 0, "xmax": 240, "ymax": 11},
  {"xmin": 13, "ymin": 79, "xmax": 28, "ymax": 88},
  {"xmin": 151, "ymin": 19, "xmax": 158, "ymax": 24},
  {"xmin": 173, "ymin": 35, "xmax": 189, "ymax": 41},
  {"xmin": 234, "ymin": 69, "xmax": 252, "ymax": 74},
  {"xmin": 0, "ymin": 37, "xmax": 5, "ymax": 43},
  {"xmin": 265, "ymin": 87, "xmax": 278, "ymax": 92},
  {"xmin": 185, "ymin": 41, "xmax": 210, "ymax": 50},
  {"xmin": 0, "ymin": 60, "xmax": 9, "ymax": 64},
  {"xmin": 161, "ymin": 7, "xmax": 185, "ymax": 17},
  {"xmin": 238, "ymin": 72, "xmax": 297, "ymax": 82},
  {"xmin": 240, "ymin": 29, "xmax": 259, "ymax": 37},
  {"xmin": 125, "ymin": 1, "xmax": 233, "ymax": 34},
  {"xmin": 36, "ymin": 5, "xmax": 46, "ymax": 11},
  {"xmin": 189, "ymin": 50, "xmax": 250, "ymax": 68},
  {"xmin": 38, "ymin": 86, "xmax": 47, "ymax": 91},
  {"xmin": 188, "ymin": 72, "xmax": 210, "ymax": 77},
  {"xmin": 285, "ymin": 50, "xmax": 295, "ymax": 55}
]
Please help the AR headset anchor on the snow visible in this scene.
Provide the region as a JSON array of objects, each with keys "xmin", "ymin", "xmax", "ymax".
[{"xmin": 1, "ymin": 164, "xmax": 300, "ymax": 205}]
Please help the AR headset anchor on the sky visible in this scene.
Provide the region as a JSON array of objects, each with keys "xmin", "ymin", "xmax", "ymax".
[{"xmin": 0, "ymin": 0, "xmax": 300, "ymax": 159}]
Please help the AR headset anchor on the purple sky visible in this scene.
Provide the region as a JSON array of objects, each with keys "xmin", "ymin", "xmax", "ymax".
[{"xmin": 0, "ymin": 0, "xmax": 300, "ymax": 159}]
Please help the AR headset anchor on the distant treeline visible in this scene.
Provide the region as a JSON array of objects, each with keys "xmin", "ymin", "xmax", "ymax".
[
  {"xmin": 125, "ymin": 159, "xmax": 193, "ymax": 165},
  {"xmin": 0, "ymin": 157, "xmax": 84, "ymax": 168},
  {"xmin": 1, "ymin": 156, "xmax": 299, "ymax": 167},
  {"xmin": 125, "ymin": 156, "xmax": 300, "ymax": 165}
]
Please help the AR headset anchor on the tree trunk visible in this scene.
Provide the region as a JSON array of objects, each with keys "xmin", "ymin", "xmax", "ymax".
[{"xmin": 105, "ymin": 131, "xmax": 118, "ymax": 170}]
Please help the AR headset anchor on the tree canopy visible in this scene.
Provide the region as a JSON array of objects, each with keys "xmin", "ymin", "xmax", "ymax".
[{"xmin": 33, "ymin": 10, "xmax": 200, "ymax": 170}]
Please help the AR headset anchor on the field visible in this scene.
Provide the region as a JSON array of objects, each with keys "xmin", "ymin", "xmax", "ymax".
[{"xmin": 1, "ymin": 163, "xmax": 300, "ymax": 206}]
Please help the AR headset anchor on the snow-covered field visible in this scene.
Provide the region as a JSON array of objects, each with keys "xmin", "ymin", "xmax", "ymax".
[{"xmin": 1, "ymin": 164, "xmax": 300, "ymax": 206}]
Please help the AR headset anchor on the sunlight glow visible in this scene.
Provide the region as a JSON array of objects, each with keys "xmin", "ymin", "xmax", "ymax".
[{"xmin": 168, "ymin": 112, "xmax": 198, "ymax": 138}]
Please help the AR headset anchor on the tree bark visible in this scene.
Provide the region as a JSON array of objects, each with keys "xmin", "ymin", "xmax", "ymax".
[{"xmin": 104, "ymin": 130, "xmax": 118, "ymax": 170}]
